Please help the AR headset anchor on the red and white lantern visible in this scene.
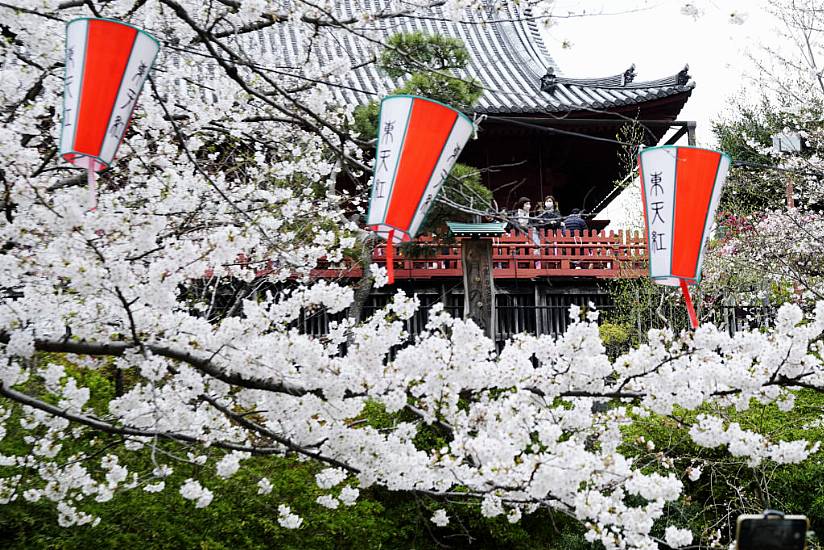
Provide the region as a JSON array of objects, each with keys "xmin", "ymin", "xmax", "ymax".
[
  {"xmin": 639, "ymin": 145, "xmax": 731, "ymax": 328},
  {"xmin": 60, "ymin": 18, "xmax": 160, "ymax": 207},
  {"xmin": 366, "ymin": 95, "xmax": 474, "ymax": 283}
]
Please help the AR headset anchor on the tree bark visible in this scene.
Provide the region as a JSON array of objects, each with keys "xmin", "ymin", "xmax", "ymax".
[{"xmin": 348, "ymin": 237, "xmax": 376, "ymax": 325}]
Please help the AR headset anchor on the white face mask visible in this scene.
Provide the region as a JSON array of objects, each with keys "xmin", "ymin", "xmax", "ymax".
[{"xmin": 545, "ymin": 200, "xmax": 554, "ymax": 209}]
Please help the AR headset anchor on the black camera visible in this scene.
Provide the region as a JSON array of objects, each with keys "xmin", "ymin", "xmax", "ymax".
[{"xmin": 736, "ymin": 510, "xmax": 809, "ymax": 550}]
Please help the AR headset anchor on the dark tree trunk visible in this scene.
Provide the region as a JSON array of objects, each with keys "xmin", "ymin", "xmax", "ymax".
[{"xmin": 348, "ymin": 237, "xmax": 376, "ymax": 325}]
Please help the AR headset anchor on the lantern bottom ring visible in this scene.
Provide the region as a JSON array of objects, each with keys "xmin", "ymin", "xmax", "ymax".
[
  {"xmin": 652, "ymin": 275, "xmax": 699, "ymax": 287},
  {"xmin": 62, "ymin": 151, "xmax": 109, "ymax": 172}
]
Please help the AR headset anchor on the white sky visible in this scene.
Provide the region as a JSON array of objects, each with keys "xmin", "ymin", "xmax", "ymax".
[{"xmin": 546, "ymin": 0, "xmax": 778, "ymax": 145}]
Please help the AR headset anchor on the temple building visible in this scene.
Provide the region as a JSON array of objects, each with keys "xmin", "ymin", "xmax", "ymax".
[
  {"xmin": 278, "ymin": 1, "xmax": 697, "ymax": 340},
  {"xmin": 318, "ymin": 1, "xmax": 696, "ymax": 216}
]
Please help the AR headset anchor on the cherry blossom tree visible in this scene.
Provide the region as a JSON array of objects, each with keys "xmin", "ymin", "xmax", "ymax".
[
  {"xmin": 1, "ymin": 2, "xmax": 824, "ymax": 549},
  {"xmin": 703, "ymin": 0, "xmax": 824, "ymax": 304}
]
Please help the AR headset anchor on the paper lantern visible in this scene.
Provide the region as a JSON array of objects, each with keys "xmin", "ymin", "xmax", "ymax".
[
  {"xmin": 366, "ymin": 95, "xmax": 474, "ymax": 283},
  {"xmin": 639, "ymin": 145, "xmax": 731, "ymax": 328},
  {"xmin": 60, "ymin": 18, "xmax": 160, "ymax": 207}
]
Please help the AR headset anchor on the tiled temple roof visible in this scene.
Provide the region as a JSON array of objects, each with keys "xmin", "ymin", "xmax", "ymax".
[{"xmin": 256, "ymin": 0, "xmax": 694, "ymax": 114}]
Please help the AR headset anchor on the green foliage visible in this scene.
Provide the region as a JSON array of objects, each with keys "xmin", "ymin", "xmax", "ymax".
[
  {"xmin": 600, "ymin": 278, "xmax": 691, "ymax": 347},
  {"xmin": 598, "ymin": 321, "xmax": 631, "ymax": 359},
  {"xmin": 620, "ymin": 391, "xmax": 824, "ymax": 546},
  {"xmin": 352, "ymin": 101, "xmax": 379, "ymax": 141},
  {"xmin": 380, "ymin": 32, "xmax": 470, "ymax": 79},
  {"xmin": 0, "ymin": 450, "xmax": 401, "ymax": 550},
  {"xmin": 1, "ymin": 368, "xmax": 589, "ymax": 549},
  {"xmin": 714, "ymin": 98, "xmax": 785, "ymax": 165},
  {"xmin": 394, "ymin": 72, "xmax": 482, "ymax": 109},
  {"xmin": 0, "ymin": 431, "xmax": 591, "ymax": 550},
  {"xmin": 598, "ymin": 322, "xmax": 629, "ymax": 346},
  {"xmin": 713, "ymin": 98, "xmax": 794, "ymax": 214},
  {"xmin": 352, "ymin": 31, "xmax": 481, "ymax": 140},
  {"xmin": 712, "ymin": 95, "xmax": 824, "ymax": 215}
]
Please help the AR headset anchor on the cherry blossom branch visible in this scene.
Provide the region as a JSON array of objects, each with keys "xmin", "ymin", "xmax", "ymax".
[
  {"xmin": 0, "ymin": 381, "xmax": 284, "ymax": 456},
  {"xmin": 199, "ymin": 394, "xmax": 359, "ymax": 472},
  {"xmin": 147, "ymin": 75, "xmax": 280, "ymax": 248},
  {"xmin": 0, "ymin": 333, "xmax": 311, "ymax": 396},
  {"xmin": 157, "ymin": 0, "xmax": 371, "ymax": 173},
  {"xmin": 0, "ymin": 380, "xmax": 375, "ymax": 470}
]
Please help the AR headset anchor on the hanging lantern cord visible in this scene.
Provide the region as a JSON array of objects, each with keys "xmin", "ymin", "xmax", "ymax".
[
  {"xmin": 679, "ymin": 279, "xmax": 698, "ymax": 329},
  {"xmin": 87, "ymin": 169, "xmax": 97, "ymax": 212},
  {"xmin": 385, "ymin": 230, "xmax": 395, "ymax": 285}
]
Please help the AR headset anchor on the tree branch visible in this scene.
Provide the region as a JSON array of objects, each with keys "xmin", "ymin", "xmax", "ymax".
[
  {"xmin": 200, "ymin": 394, "xmax": 359, "ymax": 472},
  {"xmin": 0, "ymin": 332, "xmax": 312, "ymax": 396},
  {"xmin": 0, "ymin": 381, "xmax": 283, "ymax": 456}
]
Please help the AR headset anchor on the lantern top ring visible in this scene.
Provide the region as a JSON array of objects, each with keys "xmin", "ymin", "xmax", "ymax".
[
  {"xmin": 640, "ymin": 144, "xmax": 733, "ymax": 162},
  {"xmin": 380, "ymin": 94, "xmax": 474, "ymax": 125},
  {"xmin": 66, "ymin": 17, "xmax": 161, "ymax": 47}
]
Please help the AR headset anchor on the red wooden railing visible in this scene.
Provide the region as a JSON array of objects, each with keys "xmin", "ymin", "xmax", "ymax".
[{"xmin": 311, "ymin": 229, "xmax": 648, "ymax": 280}]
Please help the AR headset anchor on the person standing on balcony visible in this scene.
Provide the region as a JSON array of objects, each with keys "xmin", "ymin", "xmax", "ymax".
[
  {"xmin": 511, "ymin": 196, "xmax": 532, "ymax": 231},
  {"xmin": 538, "ymin": 195, "xmax": 562, "ymax": 260},
  {"xmin": 564, "ymin": 208, "xmax": 588, "ymax": 269},
  {"xmin": 517, "ymin": 197, "xmax": 549, "ymax": 269},
  {"xmin": 508, "ymin": 197, "xmax": 542, "ymax": 269},
  {"xmin": 564, "ymin": 208, "xmax": 587, "ymax": 233},
  {"xmin": 537, "ymin": 195, "xmax": 562, "ymax": 227}
]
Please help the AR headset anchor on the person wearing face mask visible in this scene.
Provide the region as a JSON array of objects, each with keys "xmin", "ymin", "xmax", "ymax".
[
  {"xmin": 537, "ymin": 195, "xmax": 561, "ymax": 228},
  {"xmin": 535, "ymin": 195, "xmax": 562, "ymax": 262}
]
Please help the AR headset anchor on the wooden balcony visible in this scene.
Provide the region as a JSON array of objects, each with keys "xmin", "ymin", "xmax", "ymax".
[{"xmin": 311, "ymin": 229, "xmax": 648, "ymax": 280}]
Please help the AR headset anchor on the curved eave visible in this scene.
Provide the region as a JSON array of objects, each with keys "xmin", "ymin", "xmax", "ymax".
[{"xmin": 472, "ymin": 85, "xmax": 693, "ymax": 116}]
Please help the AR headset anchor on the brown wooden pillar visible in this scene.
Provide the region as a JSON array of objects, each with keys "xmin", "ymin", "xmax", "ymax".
[{"xmin": 461, "ymin": 238, "xmax": 496, "ymax": 341}]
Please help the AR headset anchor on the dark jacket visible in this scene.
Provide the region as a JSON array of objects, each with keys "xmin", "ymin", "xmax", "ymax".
[
  {"xmin": 539, "ymin": 208, "xmax": 561, "ymax": 220},
  {"xmin": 563, "ymin": 213, "xmax": 587, "ymax": 232}
]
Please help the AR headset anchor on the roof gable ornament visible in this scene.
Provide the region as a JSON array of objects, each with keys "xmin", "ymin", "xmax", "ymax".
[
  {"xmin": 540, "ymin": 67, "xmax": 557, "ymax": 93},
  {"xmin": 676, "ymin": 64, "xmax": 690, "ymax": 86},
  {"xmin": 622, "ymin": 63, "xmax": 636, "ymax": 86}
]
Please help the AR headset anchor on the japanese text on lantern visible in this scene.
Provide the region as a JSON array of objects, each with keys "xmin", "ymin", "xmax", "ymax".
[
  {"xmin": 639, "ymin": 146, "xmax": 678, "ymax": 280},
  {"xmin": 103, "ymin": 41, "xmax": 156, "ymax": 151},
  {"xmin": 374, "ymin": 119, "xmax": 398, "ymax": 198},
  {"xmin": 648, "ymin": 171, "xmax": 667, "ymax": 253},
  {"xmin": 61, "ymin": 24, "xmax": 87, "ymax": 144},
  {"xmin": 375, "ymin": 121, "xmax": 395, "ymax": 197},
  {"xmin": 367, "ymin": 96, "xmax": 411, "ymax": 227}
]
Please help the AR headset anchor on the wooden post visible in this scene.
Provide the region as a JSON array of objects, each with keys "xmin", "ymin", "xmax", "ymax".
[{"xmin": 462, "ymin": 238, "xmax": 496, "ymax": 341}]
